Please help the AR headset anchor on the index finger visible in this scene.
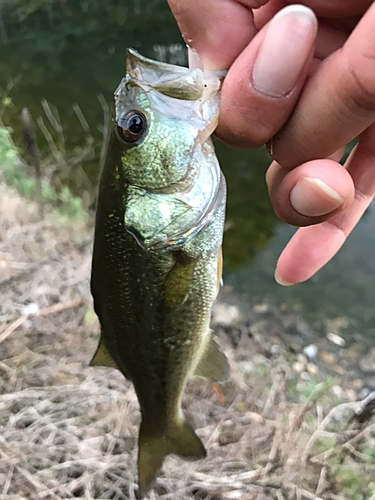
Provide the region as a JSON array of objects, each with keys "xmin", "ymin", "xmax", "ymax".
[
  {"xmin": 167, "ymin": 0, "xmax": 264, "ymax": 69},
  {"xmin": 271, "ymin": 1, "xmax": 375, "ymax": 168}
]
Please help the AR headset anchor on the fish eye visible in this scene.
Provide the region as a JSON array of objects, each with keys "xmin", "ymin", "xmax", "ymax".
[{"xmin": 117, "ymin": 111, "xmax": 147, "ymax": 144}]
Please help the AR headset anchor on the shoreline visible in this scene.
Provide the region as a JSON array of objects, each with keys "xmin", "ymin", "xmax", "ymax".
[
  {"xmin": 1, "ymin": 180, "xmax": 374, "ymax": 498},
  {"xmin": 1, "ymin": 118, "xmax": 375, "ymax": 497}
]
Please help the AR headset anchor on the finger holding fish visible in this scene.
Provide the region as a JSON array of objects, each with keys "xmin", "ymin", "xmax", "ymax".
[{"xmin": 170, "ymin": 0, "xmax": 375, "ymax": 287}]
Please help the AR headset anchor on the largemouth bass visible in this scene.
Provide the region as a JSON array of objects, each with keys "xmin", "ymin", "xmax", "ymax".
[{"xmin": 90, "ymin": 49, "xmax": 229, "ymax": 494}]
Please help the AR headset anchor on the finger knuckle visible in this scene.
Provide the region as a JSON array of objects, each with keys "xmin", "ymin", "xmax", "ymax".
[
  {"xmin": 220, "ymin": 107, "xmax": 274, "ymax": 148},
  {"xmin": 346, "ymin": 53, "xmax": 375, "ymax": 113},
  {"xmin": 237, "ymin": 0, "xmax": 268, "ymax": 7}
]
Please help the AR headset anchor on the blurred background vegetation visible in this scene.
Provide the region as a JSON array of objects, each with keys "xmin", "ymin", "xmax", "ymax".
[{"xmin": 1, "ymin": 0, "xmax": 375, "ymax": 343}]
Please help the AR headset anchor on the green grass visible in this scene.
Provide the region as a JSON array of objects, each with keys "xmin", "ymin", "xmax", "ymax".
[{"xmin": 0, "ymin": 125, "xmax": 88, "ymax": 220}]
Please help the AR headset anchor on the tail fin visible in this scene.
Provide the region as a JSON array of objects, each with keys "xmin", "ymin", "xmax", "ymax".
[{"xmin": 138, "ymin": 419, "xmax": 206, "ymax": 495}]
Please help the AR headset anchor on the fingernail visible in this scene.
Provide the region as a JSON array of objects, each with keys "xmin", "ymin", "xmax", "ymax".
[
  {"xmin": 275, "ymin": 270, "xmax": 294, "ymax": 286},
  {"xmin": 290, "ymin": 177, "xmax": 345, "ymax": 217},
  {"xmin": 252, "ymin": 5, "xmax": 317, "ymax": 97}
]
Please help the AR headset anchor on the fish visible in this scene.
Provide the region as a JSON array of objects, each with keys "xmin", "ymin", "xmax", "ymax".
[{"xmin": 90, "ymin": 48, "xmax": 229, "ymax": 494}]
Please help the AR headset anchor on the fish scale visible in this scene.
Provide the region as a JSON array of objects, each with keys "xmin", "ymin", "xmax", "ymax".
[{"xmin": 90, "ymin": 49, "xmax": 229, "ymax": 494}]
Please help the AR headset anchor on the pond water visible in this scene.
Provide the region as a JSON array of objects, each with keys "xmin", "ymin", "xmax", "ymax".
[{"xmin": 1, "ymin": 1, "xmax": 375, "ymax": 344}]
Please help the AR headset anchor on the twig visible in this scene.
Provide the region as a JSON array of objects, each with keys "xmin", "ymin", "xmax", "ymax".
[
  {"xmin": 0, "ymin": 297, "xmax": 86, "ymax": 344},
  {"xmin": 263, "ymin": 372, "xmax": 282, "ymax": 415},
  {"xmin": 301, "ymin": 401, "xmax": 362, "ymax": 465},
  {"xmin": 285, "ymin": 483, "xmax": 325, "ymax": 500},
  {"xmin": 16, "ymin": 466, "xmax": 61, "ymax": 500},
  {"xmin": 315, "ymin": 466, "xmax": 326, "ymax": 497},
  {"xmin": 307, "ymin": 413, "xmax": 375, "ymax": 467},
  {"xmin": 38, "ymin": 297, "xmax": 86, "ymax": 317},
  {"xmin": 37, "ymin": 115, "xmax": 66, "ymax": 165},
  {"xmin": 97, "ymin": 93, "xmax": 110, "ymax": 166},
  {"xmin": 2, "ymin": 465, "xmax": 14, "ymax": 495},
  {"xmin": 41, "ymin": 99, "xmax": 63, "ymax": 135},
  {"xmin": 352, "ymin": 391, "xmax": 375, "ymax": 423},
  {"xmin": 192, "ymin": 469, "xmax": 261, "ymax": 487},
  {"xmin": 343, "ymin": 421, "xmax": 375, "ymax": 448},
  {"xmin": 345, "ymin": 442, "xmax": 375, "ymax": 462},
  {"xmin": 204, "ymin": 394, "xmax": 241, "ymax": 448},
  {"xmin": 264, "ymin": 427, "xmax": 281, "ymax": 474},
  {"xmin": 0, "ymin": 316, "xmax": 27, "ymax": 344},
  {"xmin": 293, "ymin": 382, "xmax": 328, "ymax": 433},
  {"xmin": 72, "ymin": 103, "xmax": 90, "ymax": 133},
  {"xmin": 21, "ymin": 107, "xmax": 44, "ymax": 219},
  {"xmin": 212, "ymin": 382, "xmax": 225, "ymax": 404}
]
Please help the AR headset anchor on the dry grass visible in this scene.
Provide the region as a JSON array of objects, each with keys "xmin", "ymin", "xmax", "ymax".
[{"xmin": 0, "ymin": 183, "xmax": 374, "ymax": 500}]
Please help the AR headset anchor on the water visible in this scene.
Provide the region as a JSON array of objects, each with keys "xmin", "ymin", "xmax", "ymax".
[{"xmin": 1, "ymin": 1, "xmax": 374, "ymax": 343}]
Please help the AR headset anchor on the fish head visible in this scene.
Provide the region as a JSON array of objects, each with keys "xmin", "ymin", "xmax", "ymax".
[{"xmin": 106, "ymin": 49, "xmax": 226, "ymax": 250}]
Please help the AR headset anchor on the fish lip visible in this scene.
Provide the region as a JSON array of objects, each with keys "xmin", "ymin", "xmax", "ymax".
[
  {"xmin": 126, "ymin": 47, "xmax": 227, "ymax": 81},
  {"xmin": 126, "ymin": 47, "xmax": 190, "ymax": 75},
  {"xmin": 125, "ymin": 48, "xmax": 227, "ymax": 102}
]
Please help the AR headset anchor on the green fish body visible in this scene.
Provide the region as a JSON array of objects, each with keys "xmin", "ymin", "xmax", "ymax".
[{"xmin": 91, "ymin": 49, "xmax": 229, "ymax": 494}]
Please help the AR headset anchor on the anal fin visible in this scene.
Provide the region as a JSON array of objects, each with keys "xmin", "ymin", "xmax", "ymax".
[
  {"xmin": 193, "ymin": 334, "xmax": 230, "ymax": 382},
  {"xmin": 90, "ymin": 337, "xmax": 119, "ymax": 370}
]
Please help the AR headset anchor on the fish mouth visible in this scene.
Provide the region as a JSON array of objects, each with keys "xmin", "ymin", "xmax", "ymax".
[{"xmin": 125, "ymin": 48, "xmax": 226, "ymax": 102}]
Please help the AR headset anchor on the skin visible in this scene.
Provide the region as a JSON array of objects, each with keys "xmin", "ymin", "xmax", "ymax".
[{"xmin": 168, "ymin": 0, "xmax": 375, "ymax": 284}]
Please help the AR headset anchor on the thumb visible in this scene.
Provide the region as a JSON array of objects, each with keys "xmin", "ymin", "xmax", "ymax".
[{"xmin": 167, "ymin": 0, "xmax": 264, "ymax": 69}]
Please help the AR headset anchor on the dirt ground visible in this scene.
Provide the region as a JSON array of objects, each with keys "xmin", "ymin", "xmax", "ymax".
[{"xmin": 0, "ymin": 182, "xmax": 375, "ymax": 500}]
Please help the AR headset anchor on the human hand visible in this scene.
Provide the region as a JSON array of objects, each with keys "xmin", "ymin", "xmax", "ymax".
[{"xmin": 167, "ymin": 0, "xmax": 375, "ymax": 285}]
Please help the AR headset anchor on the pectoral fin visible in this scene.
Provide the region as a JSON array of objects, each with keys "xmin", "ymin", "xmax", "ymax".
[
  {"xmin": 90, "ymin": 337, "xmax": 119, "ymax": 370},
  {"xmin": 193, "ymin": 334, "xmax": 230, "ymax": 382},
  {"xmin": 163, "ymin": 259, "xmax": 196, "ymax": 308}
]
